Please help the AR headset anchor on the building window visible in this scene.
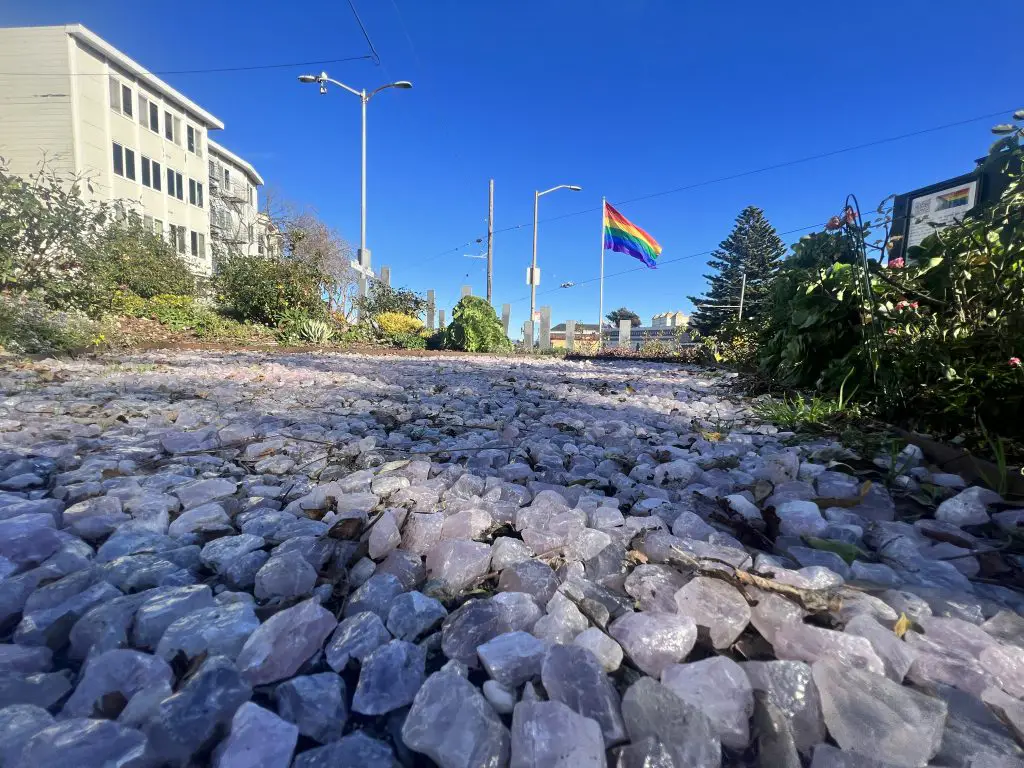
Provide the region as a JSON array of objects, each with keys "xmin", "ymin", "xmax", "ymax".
[
  {"xmin": 124, "ymin": 148, "xmax": 136, "ymax": 181},
  {"xmin": 197, "ymin": 182, "xmax": 204, "ymax": 208},
  {"xmin": 109, "ymin": 77, "xmax": 133, "ymax": 117},
  {"xmin": 172, "ymin": 225, "xmax": 186, "ymax": 254},
  {"xmin": 190, "ymin": 231, "xmax": 206, "ymax": 258},
  {"xmin": 144, "ymin": 214, "xmax": 153, "ymax": 232},
  {"xmin": 141, "ymin": 156, "xmax": 151, "ymax": 187},
  {"xmin": 189, "ymin": 179, "xmax": 203, "ymax": 207},
  {"xmin": 153, "ymin": 218, "xmax": 163, "ymax": 236},
  {"xmin": 166, "ymin": 169, "xmax": 183, "ymax": 200},
  {"xmin": 152, "ymin": 160, "xmax": 162, "ymax": 191},
  {"xmin": 173, "ymin": 117, "xmax": 181, "ymax": 146},
  {"xmin": 121, "ymin": 84, "xmax": 133, "ymax": 118},
  {"xmin": 187, "ymin": 126, "xmax": 195, "ymax": 153},
  {"xmin": 247, "ymin": 185, "xmax": 253, "ymax": 205},
  {"xmin": 223, "ymin": 168, "xmax": 230, "ymax": 188},
  {"xmin": 164, "ymin": 110, "xmax": 174, "ymax": 141},
  {"xmin": 149, "ymin": 102, "xmax": 159, "ymax": 132},
  {"xmin": 112, "ymin": 142, "xmax": 124, "ymax": 176}
]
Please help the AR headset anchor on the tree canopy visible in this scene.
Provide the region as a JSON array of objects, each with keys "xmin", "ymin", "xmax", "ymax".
[{"xmin": 606, "ymin": 307, "xmax": 642, "ymax": 327}]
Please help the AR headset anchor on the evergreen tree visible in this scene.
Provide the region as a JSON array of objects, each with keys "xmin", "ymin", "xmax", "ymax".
[
  {"xmin": 687, "ymin": 206, "xmax": 785, "ymax": 335},
  {"xmin": 606, "ymin": 307, "xmax": 642, "ymax": 327}
]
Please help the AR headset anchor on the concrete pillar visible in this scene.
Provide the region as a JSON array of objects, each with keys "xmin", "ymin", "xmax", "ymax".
[
  {"xmin": 460, "ymin": 285, "xmax": 472, "ymax": 298},
  {"xmin": 501, "ymin": 304, "xmax": 510, "ymax": 336},
  {"xmin": 356, "ymin": 274, "xmax": 369, "ymax": 321},
  {"xmin": 522, "ymin": 320, "xmax": 534, "ymax": 351},
  {"xmin": 426, "ymin": 290, "xmax": 436, "ymax": 330},
  {"xmin": 565, "ymin": 320, "xmax": 576, "ymax": 352},
  {"xmin": 439, "ymin": 309, "xmax": 446, "ymax": 329},
  {"xmin": 379, "ymin": 265, "xmax": 390, "ymax": 287},
  {"xmin": 538, "ymin": 306, "xmax": 552, "ymax": 351},
  {"xmin": 618, "ymin": 319, "xmax": 631, "ymax": 348}
]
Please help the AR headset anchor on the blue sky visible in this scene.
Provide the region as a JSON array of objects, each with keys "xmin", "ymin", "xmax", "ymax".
[{"xmin": 3, "ymin": 1, "xmax": 1022, "ymax": 335}]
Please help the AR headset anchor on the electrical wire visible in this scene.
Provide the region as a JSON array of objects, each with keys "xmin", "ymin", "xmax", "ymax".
[
  {"xmin": 0, "ymin": 54, "xmax": 376, "ymax": 78},
  {"xmin": 348, "ymin": 0, "xmax": 382, "ymax": 66},
  {"xmin": 424, "ymin": 106, "xmax": 1015, "ymax": 261}
]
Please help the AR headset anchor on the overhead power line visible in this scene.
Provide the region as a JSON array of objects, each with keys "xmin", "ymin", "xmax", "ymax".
[
  {"xmin": 425, "ymin": 106, "xmax": 1015, "ymax": 262},
  {"xmin": 0, "ymin": 54, "xmax": 375, "ymax": 77}
]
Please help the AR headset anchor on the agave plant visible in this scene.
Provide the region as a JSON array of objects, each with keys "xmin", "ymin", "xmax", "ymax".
[{"xmin": 299, "ymin": 318, "xmax": 334, "ymax": 344}]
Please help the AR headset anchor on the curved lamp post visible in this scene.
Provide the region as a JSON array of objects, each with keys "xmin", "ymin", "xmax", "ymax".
[
  {"xmin": 530, "ymin": 184, "xmax": 582, "ymax": 322},
  {"xmin": 298, "ymin": 72, "xmax": 412, "ymax": 270}
]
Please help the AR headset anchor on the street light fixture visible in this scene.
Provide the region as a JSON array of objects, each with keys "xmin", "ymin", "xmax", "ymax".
[
  {"xmin": 529, "ymin": 184, "xmax": 582, "ymax": 323},
  {"xmin": 297, "ymin": 71, "xmax": 413, "ymax": 273}
]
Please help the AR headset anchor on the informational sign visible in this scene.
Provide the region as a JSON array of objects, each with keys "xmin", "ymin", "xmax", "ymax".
[
  {"xmin": 906, "ymin": 179, "xmax": 979, "ymax": 248},
  {"xmin": 526, "ymin": 267, "xmax": 541, "ymax": 286}
]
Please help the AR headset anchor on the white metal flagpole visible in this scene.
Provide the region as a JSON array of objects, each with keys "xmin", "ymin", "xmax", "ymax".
[{"xmin": 598, "ymin": 197, "xmax": 606, "ymax": 350}]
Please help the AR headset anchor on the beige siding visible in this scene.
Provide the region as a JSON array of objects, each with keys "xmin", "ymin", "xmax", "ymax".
[{"xmin": 0, "ymin": 26, "xmax": 74, "ymax": 178}]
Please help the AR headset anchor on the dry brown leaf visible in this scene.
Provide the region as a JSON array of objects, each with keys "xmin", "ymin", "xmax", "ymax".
[
  {"xmin": 859, "ymin": 479, "xmax": 873, "ymax": 498},
  {"xmin": 894, "ymin": 612, "xmax": 911, "ymax": 638},
  {"xmin": 627, "ymin": 550, "xmax": 649, "ymax": 565}
]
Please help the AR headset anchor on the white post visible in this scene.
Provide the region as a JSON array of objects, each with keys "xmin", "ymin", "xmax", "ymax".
[
  {"xmin": 598, "ymin": 197, "xmax": 606, "ymax": 349},
  {"xmin": 530, "ymin": 190, "xmax": 539, "ymax": 322},
  {"xmin": 359, "ymin": 91, "xmax": 368, "ymax": 265},
  {"xmin": 738, "ymin": 272, "xmax": 747, "ymax": 321}
]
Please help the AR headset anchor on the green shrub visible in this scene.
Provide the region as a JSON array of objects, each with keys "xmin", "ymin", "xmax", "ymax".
[
  {"xmin": 0, "ymin": 291, "xmax": 109, "ymax": 353},
  {"xmin": 101, "ymin": 215, "xmax": 197, "ymax": 299},
  {"xmin": 424, "ymin": 329, "xmax": 446, "ymax": 350},
  {"xmin": 214, "ymin": 251, "xmax": 329, "ymax": 325},
  {"xmin": 444, "ymin": 296, "xmax": 511, "ymax": 353},
  {"xmin": 354, "ymin": 282, "xmax": 426, "ymax": 329},
  {"xmin": 392, "ymin": 331, "xmax": 427, "ymax": 349},
  {"xmin": 274, "ymin": 307, "xmax": 310, "ymax": 344}
]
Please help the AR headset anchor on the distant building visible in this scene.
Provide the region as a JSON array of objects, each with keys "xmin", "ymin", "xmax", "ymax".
[
  {"xmin": 651, "ymin": 311, "xmax": 689, "ymax": 328},
  {"xmin": 550, "ymin": 322, "xmax": 601, "ymax": 348},
  {"xmin": 208, "ymin": 139, "xmax": 263, "ymax": 258}
]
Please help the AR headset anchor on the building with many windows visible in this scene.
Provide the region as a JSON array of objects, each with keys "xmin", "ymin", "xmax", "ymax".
[
  {"xmin": 208, "ymin": 139, "xmax": 264, "ymax": 259},
  {"xmin": 0, "ymin": 24, "xmax": 265, "ymax": 274}
]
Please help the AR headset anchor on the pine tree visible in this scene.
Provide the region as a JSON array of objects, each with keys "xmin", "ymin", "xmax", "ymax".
[{"xmin": 687, "ymin": 206, "xmax": 786, "ymax": 336}]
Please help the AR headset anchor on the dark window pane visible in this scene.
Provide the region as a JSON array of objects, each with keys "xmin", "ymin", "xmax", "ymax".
[
  {"xmin": 153, "ymin": 162, "xmax": 162, "ymax": 191},
  {"xmin": 124, "ymin": 149, "xmax": 135, "ymax": 180},
  {"xmin": 167, "ymin": 168, "xmax": 174, "ymax": 195},
  {"xmin": 176, "ymin": 173, "xmax": 183, "ymax": 200},
  {"xmin": 122, "ymin": 85, "xmax": 133, "ymax": 117},
  {"xmin": 112, "ymin": 142, "xmax": 123, "ymax": 176},
  {"xmin": 189, "ymin": 179, "xmax": 196, "ymax": 205},
  {"xmin": 197, "ymin": 183, "xmax": 203, "ymax": 208},
  {"xmin": 149, "ymin": 103, "xmax": 159, "ymax": 131},
  {"xmin": 164, "ymin": 111, "xmax": 173, "ymax": 140},
  {"xmin": 141, "ymin": 157, "xmax": 150, "ymax": 187},
  {"xmin": 190, "ymin": 231, "xmax": 198, "ymax": 256}
]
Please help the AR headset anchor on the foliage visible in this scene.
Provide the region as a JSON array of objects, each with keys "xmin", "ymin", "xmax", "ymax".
[
  {"xmin": 696, "ymin": 318, "xmax": 761, "ymax": 370},
  {"xmin": 638, "ymin": 339, "xmax": 674, "ymax": 357},
  {"xmin": 214, "ymin": 251, "xmax": 329, "ymax": 325},
  {"xmin": 751, "ymin": 370, "xmax": 861, "ymax": 429},
  {"xmin": 605, "ymin": 307, "xmax": 642, "ymax": 327},
  {"xmin": 354, "ymin": 282, "xmax": 426, "ymax": 333},
  {"xmin": 444, "ymin": 296, "xmax": 512, "ymax": 353},
  {"xmin": 572, "ymin": 345, "xmax": 702, "ymax": 363},
  {"xmin": 273, "ymin": 307, "xmax": 311, "ymax": 344},
  {"xmin": 424, "ymin": 329, "xmax": 446, "ymax": 350},
  {"xmin": 688, "ymin": 206, "xmax": 786, "ymax": 335},
  {"xmin": 376, "ymin": 312, "xmax": 424, "ymax": 337},
  {"xmin": 0, "ymin": 291, "xmax": 111, "ymax": 354},
  {"xmin": 298, "ymin": 318, "xmax": 335, "ymax": 344},
  {"xmin": 113, "ymin": 292, "xmax": 262, "ymax": 341},
  {"xmin": 391, "ymin": 331, "xmax": 427, "ymax": 349},
  {"xmin": 1, "ymin": 160, "xmax": 111, "ymax": 313},
  {"xmin": 281, "ymin": 210, "xmax": 354, "ymax": 314},
  {"xmin": 100, "ymin": 214, "xmax": 197, "ymax": 300},
  {"xmin": 757, "ymin": 115, "xmax": 1024, "ymax": 451}
]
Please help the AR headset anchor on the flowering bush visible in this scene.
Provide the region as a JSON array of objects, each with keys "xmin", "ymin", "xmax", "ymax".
[
  {"xmin": 376, "ymin": 312, "xmax": 424, "ymax": 338},
  {"xmin": 758, "ymin": 120, "xmax": 1024, "ymax": 446},
  {"xmin": 214, "ymin": 251, "xmax": 330, "ymax": 325}
]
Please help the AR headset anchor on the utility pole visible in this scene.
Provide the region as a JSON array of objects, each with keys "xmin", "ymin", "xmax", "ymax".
[
  {"xmin": 486, "ymin": 179, "xmax": 494, "ymax": 304},
  {"xmin": 738, "ymin": 272, "xmax": 747, "ymax": 322}
]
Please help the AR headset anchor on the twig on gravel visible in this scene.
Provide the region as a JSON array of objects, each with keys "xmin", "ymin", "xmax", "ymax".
[{"xmin": 667, "ymin": 545, "xmax": 842, "ymax": 613}]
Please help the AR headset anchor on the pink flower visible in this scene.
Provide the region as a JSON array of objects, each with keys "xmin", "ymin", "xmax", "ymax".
[
  {"xmin": 885, "ymin": 328, "xmax": 898, "ymax": 335},
  {"xmin": 1011, "ymin": 357, "xmax": 1022, "ymax": 368},
  {"xmin": 825, "ymin": 216, "xmax": 843, "ymax": 231},
  {"xmin": 888, "ymin": 257, "xmax": 905, "ymax": 269}
]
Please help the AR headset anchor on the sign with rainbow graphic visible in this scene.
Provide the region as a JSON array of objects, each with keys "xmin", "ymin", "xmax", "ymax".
[{"xmin": 907, "ymin": 179, "xmax": 978, "ymax": 248}]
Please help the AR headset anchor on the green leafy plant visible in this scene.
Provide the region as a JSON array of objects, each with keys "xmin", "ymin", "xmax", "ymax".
[
  {"xmin": 299, "ymin": 318, "xmax": 335, "ymax": 344},
  {"xmin": 444, "ymin": 296, "xmax": 512, "ymax": 353},
  {"xmin": 354, "ymin": 283, "xmax": 426, "ymax": 330}
]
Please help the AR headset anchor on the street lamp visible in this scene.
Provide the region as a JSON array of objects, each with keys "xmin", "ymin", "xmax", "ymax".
[
  {"xmin": 530, "ymin": 184, "xmax": 582, "ymax": 322},
  {"xmin": 297, "ymin": 71, "xmax": 412, "ymax": 272}
]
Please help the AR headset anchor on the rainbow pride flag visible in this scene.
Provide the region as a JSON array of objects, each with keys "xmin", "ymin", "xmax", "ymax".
[{"xmin": 603, "ymin": 202, "xmax": 662, "ymax": 268}]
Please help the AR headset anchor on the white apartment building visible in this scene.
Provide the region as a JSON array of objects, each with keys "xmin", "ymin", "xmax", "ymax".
[
  {"xmin": 0, "ymin": 24, "xmax": 266, "ymax": 275},
  {"xmin": 208, "ymin": 139, "xmax": 264, "ymax": 259},
  {"xmin": 651, "ymin": 311, "xmax": 689, "ymax": 328}
]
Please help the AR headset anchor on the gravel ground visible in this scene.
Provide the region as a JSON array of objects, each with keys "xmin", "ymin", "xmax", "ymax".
[{"xmin": 1, "ymin": 349, "xmax": 1022, "ymax": 767}]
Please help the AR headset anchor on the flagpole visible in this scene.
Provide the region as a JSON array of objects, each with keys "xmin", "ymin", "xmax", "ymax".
[{"xmin": 598, "ymin": 197, "xmax": 605, "ymax": 351}]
